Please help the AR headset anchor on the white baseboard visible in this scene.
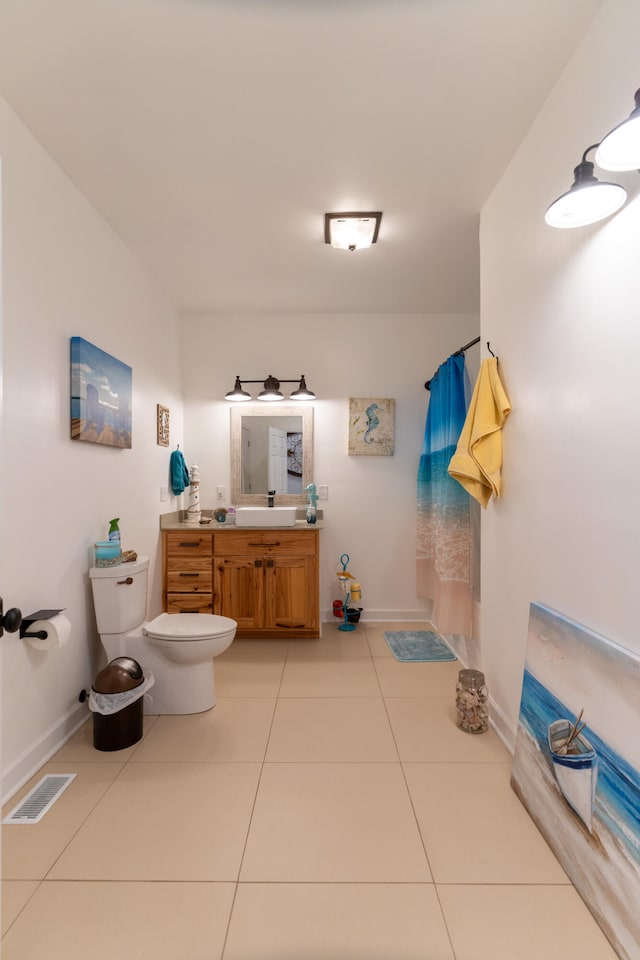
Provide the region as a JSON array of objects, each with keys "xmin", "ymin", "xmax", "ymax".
[
  {"xmin": 2, "ymin": 701, "xmax": 90, "ymax": 805},
  {"xmin": 489, "ymin": 696, "xmax": 516, "ymax": 755}
]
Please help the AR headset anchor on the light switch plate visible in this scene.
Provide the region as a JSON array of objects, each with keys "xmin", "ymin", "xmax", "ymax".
[{"xmin": 317, "ymin": 485, "xmax": 328, "ymax": 500}]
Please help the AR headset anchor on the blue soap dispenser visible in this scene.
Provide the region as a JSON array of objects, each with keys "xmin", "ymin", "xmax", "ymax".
[{"xmin": 305, "ymin": 483, "xmax": 318, "ymax": 524}]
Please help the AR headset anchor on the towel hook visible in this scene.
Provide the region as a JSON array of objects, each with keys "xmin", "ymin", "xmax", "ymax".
[{"xmin": 487, "ymin": 341, "xmax": 496, "ymax": 358}]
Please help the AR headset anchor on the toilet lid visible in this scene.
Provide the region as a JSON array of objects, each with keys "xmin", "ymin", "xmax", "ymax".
[{"xmin": 143, "ymin": 613, "xmax": 236, "ymax": 641}]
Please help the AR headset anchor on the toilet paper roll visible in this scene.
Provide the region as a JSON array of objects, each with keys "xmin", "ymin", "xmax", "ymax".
[{"xmin": 25, "ymin": 614, "xmax": 71, "ymax": 651}]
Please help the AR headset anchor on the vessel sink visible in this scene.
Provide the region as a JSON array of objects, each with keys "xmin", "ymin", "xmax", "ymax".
[{"xmin": 235, "ymin": 506, "xmax": 297, "ymax": 527}]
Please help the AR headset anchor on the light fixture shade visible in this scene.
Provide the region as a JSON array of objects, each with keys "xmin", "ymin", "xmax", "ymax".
[
  {"xmin": 289, "ymin": 375, "xmax": 316, "ymax": 401},
  {"xmin": 325, "ymin": 212, "xmax": 382, "ymax": 251},
  {"xmin": 545, "ymin": 158, "xmax": 627, "ymax": 228},
  {"xmin": 257, "ymin": 375, "xmax": 284, "ymax": 402},
  {"xmin": 595, "ymin": 88, "xmax": 640, "ymax": 171},
  {"xmin": 224, "ymin": 376, "xmax": 252, "ymax": 402}
]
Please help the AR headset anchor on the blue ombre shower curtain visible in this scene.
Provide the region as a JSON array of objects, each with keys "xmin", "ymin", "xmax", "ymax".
[{"xmin": 417, "ymin": 353, "xmax": 472, "ymax": 637}]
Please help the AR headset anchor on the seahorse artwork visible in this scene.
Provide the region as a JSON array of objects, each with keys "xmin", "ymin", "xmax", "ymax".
[
  {"xmin": 364, "ymin": 403, "xmax": 380, "ymax": 443},
  {"xmin": 348, "ymin": 398, "xmax": 395, "ymax": 456}
]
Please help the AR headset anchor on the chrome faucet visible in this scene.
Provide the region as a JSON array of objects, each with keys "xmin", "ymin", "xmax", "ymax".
[{"xmin": 267, "ymin": 490, "xmax": 276, "ymax": 508}]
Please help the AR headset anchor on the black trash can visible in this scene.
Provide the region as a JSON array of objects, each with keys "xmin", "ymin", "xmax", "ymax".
[{"xmin": 92, "ymin": 657, "xmax": 145, "ymax": 751}]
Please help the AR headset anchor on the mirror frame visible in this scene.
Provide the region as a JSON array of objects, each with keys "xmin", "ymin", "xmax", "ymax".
[{"xmin": 230, "ymin": 404, "xmax": 314, "ymax": 505}]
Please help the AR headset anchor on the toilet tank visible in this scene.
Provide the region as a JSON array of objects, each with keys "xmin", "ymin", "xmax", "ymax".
[{"xmin": 89, "ymin": 556, "xmax": 149, "ymax": 634}]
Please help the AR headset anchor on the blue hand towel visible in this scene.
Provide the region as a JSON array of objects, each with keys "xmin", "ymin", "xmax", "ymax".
[{"xmin": 170, "ymin": 449, "xmax": 190, "ymax": 495}]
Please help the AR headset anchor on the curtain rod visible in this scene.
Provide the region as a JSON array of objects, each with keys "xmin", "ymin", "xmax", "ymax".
[{"xmin": 424, "ymin": 336, "xmax": 480, "ymax": 391}]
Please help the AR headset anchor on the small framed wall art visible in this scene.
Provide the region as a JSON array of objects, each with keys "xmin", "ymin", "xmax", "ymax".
[
  {"xmin": 70, "ymin": 337, "xmax": 132, "ymax": 448},
  {"xmin": 157, "ymin": 404, "xmax": 170, "ymax": 447},
  {"xmin": 348, "ymin": 397, "xmax": 395, "ymax": 456}
]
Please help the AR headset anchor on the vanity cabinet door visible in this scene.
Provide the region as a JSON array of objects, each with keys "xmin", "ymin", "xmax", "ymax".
[
  {"xmin": 266, "ymin": 556, "xmax": 318, "ymax": 631},
  {"xmin": 214, "ymin": 557, "xmax": 266, "ymax": 631}
]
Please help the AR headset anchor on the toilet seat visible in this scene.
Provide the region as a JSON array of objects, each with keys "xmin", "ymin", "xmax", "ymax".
[{"xmin": 143, "ymin": 612, "xmax": 236, "ymax": 642}]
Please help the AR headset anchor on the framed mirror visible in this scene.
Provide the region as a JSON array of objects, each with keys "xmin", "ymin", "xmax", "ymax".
[{"xmin": 230, "ymin": 404, "xmax": 314, "ymax": 505}]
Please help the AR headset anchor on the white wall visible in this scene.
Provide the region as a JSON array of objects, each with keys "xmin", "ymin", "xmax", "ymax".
[
  {"xmin": 0, "ymin": 96, "xmax": 184, "ymax": 799},
  {"xmin": 480, "ymin": 0, "xmax": 640, "ymax": 748},
  {"xmin": 181, "ymin": 312, "xmax": 479, "ymax": 621}
]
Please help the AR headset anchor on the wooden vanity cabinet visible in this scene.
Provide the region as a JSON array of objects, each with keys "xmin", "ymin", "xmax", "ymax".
[
  {"xmin": 213, "ymin": 529, "xmax": 320, "ymax": 639},
  {"xmin": 163, "ymin": 531, "xmax": 213, "ymax": 613}
]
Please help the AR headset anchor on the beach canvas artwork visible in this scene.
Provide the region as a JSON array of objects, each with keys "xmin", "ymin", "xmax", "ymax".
[
  {"xmin": 511, "ymin": 602, "xmax": 640, "ymax": 960},
  {"xmin": 70, "ymin": 337, "xmax": 132, "ymax": 448}
]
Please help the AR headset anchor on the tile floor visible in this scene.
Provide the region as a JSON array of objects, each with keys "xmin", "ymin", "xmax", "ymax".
[{"xmin": 1, "ymin": 621, "xmax": 619, "ymax": 959}]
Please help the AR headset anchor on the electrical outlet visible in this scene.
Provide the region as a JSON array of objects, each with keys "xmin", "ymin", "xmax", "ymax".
[
  {"xmin": 216, "ymin": 485, "xmax": 226, "ymax": 501},
  {"xmin": 317, "ymin": 485, "xmax": 328, "ymax": 500},
  {"xmin": 160, "ymin": 485, "xmax": 168, "ymax": 502}
]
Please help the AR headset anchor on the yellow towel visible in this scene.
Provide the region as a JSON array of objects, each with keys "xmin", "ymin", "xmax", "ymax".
[{"xmin": 448, "ymin": 357, "xmax": 511, "ymax": 508}]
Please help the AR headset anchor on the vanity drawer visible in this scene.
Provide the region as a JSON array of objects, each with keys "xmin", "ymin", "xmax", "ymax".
[
  {"xmin": 214, "ymin": 530, "xmax": 317, "ymax": 557},
  {"xmin": 166, "ymin": 532, "xmax": 212, "ymax": 558},
  {"xmin": 166, "ymin": 593, "xmax": 213, "ymax": 614},
  {"xmin": 166, "ymin": 558, "xmax": 212, "ymax": 593}
]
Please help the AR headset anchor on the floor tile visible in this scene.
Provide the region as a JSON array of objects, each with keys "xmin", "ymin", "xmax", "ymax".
[
  {"xmin": 131, "ymin": 698, "xmax": 276, "ymax": 762},
  {"xmin": 404, "ymin": 762, "xmax": 569, "ymax": 884},
  {"xmin": 48, "ymin": 762, "xmax": 260, "ymax": 881},
  {"xmin": 241, "ymin": 762, "xmax": 431, "ymax": 882},
  {"xmin": 438, "ymin": 884, "xmax": 619, "ymax": 960},
  {"xmin": 219, "ymin": 638, "xmax": 289, "ymax": 659},
  {"xmin": 286, "ymin": 623, "xmax": 371, "ymax": 659},
  {"xmin": 385, "ymin": 697, "xmax": 510, "ymax": 762},
  {"xmin": 2, "ymin": 762, "xmax": 125, "ymax": 880},
  {"xmin": 1, "ymin": 880, "xmax": 235, "ymax": 960},
  {"xmin": 365, "ymin": 621, "xmax": 437, "ymax": 657},
  {"xmin": 266, "ymin": 698, "xmax": 398, "ymax": 762},
  {"xmin": 214, "ymin": 657, "xmax": 285, "ymax": 697},
  {"xmin": 224, "ymin": 883, "xmax": 454, "ymax": 960},
  {"xmin": 279, "ymin": 658, "xmax": 381, "ymax": 697},
  {"xmin": 374, "ymin": 657, "xmax": 461, "ymax": 697},
  {"xmin": 52, "ymin": 715, "xmax": 159, "ymax": 762},
  {"xmin": 1, "ymin": 881, "xmax": 39, "ymax": 937}
]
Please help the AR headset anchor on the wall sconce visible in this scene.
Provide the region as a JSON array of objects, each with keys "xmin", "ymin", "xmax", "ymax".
[
  {"xmin": 595, "ymin": 88, "xmax": 640, "ymax": 172},
  {"xmin": 224, "ymin": 375, "xmax": 316, "ymax": 403},
  {"xmin": 545, "ymin": 144, "xmax": 627, "ymax": 228},
  {"xmin": 324, "ymin": 212, "xmax": 382, "ymax": 251},
  {"xmin": 546, "ymin": 86, "xmax": 640, "ymax": 229}
]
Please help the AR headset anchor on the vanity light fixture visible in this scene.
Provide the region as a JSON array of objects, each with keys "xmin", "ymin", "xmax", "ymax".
[
  {"xmin": 545, "ymin": 143, "xmax": 627, "ymax": 229},
  {"xmin": 224, "ymin": 375, "xmax": 317, "ymax": 403},
  {"xmin": 546, "ymin": 85, "xmax": 640, "ymax": 228},
  {"xmin": 595, "ymin": 88, "xmax": 640, "ymax": 172},
  {"xmin": 324, "ymin": 211, "xmax": 382, "ymax": 251}
]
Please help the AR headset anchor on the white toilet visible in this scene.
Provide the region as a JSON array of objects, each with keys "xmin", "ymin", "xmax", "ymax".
[{"xmin": 89, "ymin": 556, "xmax": 236, "ymax": 714}]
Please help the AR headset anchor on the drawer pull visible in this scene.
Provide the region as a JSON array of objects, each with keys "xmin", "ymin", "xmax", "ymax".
[
  {"xmin": 178, "ymin": 541, "xmax": 202, "ymax": 548},
  {"xmin": 179, "ymin": 572, "xmax": 200, "ymax": 578},
  {"xmin": 249, "ymin": 542, "xmax": 280, "ymax": 547},
  {"xmin": 255, "ymin": 560, "xmax": 262, "ymax": 568},
  {"xmin": 267, "ymin": 559, "xmax": 274, "ymax": 568}
]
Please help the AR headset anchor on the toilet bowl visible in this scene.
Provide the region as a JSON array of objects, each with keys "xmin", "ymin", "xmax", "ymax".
[{"xmin": 89, "ymin": 557, "xmax": 236, "ymax": 715}]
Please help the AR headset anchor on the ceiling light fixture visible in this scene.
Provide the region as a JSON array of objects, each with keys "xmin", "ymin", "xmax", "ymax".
[
  {"xmin": 545, "ymin": 143, "xmax": 627, "ymax": 229},
  {"xmin": 324, "ymin": 211, "xmax": 382, "ymax": 251},
  {"xmin": 224, "ymin": 375, "xmax": 317, "ymax": 403},
  {"xmin": 595, "ymin": 87, "xmax": 640, "ymax": 172}
]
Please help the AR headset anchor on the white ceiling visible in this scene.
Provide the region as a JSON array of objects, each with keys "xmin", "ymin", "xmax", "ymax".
[{"xmin": 0, "ymin": 0, "xmax": 601, "ymax": 314}]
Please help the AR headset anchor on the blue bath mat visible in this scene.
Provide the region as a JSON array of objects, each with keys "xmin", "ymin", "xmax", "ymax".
[{"xmin": 383, "ymin": 630, "xmax": 456, "ymax": 662}]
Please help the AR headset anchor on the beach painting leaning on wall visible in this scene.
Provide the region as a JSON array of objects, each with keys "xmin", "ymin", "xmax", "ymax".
[
  {"xmin": 70, "ymin": 337, "xmax": 132, "ymax": 448},
  {"xmin": 512, "ymin": 602, "xmax": 640, "ymax": 960}
]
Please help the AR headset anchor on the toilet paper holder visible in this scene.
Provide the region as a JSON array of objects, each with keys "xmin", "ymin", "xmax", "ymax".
[{"xmin": 20, "ymin": 609, "xmax": 65, "ymax": 641}]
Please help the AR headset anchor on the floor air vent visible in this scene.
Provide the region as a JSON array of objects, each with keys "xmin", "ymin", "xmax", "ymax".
[{"xmin": 3, "ymin": 773, "xmax": 77, "ymax": 824}]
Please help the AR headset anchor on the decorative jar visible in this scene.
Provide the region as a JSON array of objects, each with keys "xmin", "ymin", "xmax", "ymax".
[{"xmin": 455, "ymin": 668, "xmax": 489, "ymax": 734}]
